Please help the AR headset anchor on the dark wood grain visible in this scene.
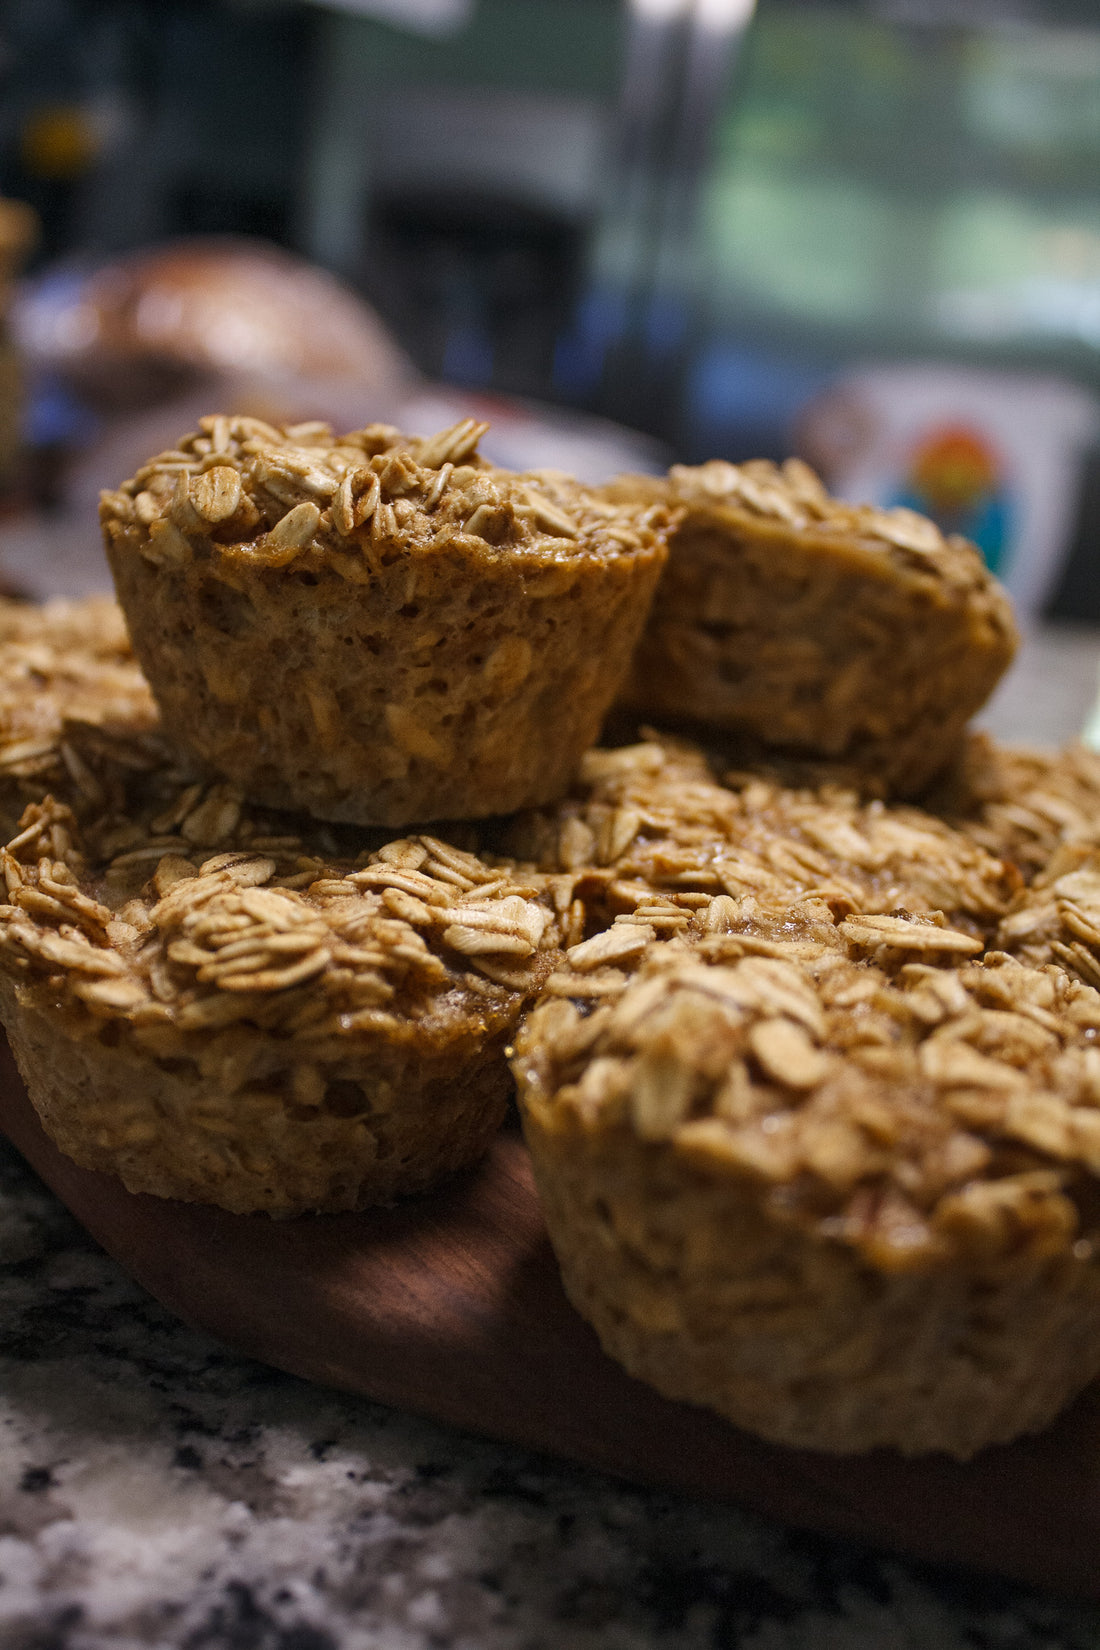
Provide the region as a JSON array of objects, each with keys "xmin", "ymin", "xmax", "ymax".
[{"xmin": 3, "ymin": 1037, "xmax": 1100, "ymax": 1598}]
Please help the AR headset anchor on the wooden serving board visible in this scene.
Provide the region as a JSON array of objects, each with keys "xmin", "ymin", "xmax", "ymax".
[{"xmin": 3, "ymin": 1040, "xmax": 1100, "ymax": 1601}]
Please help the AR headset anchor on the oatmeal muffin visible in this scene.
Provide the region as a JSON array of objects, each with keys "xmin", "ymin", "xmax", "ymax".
[
  {"xmin": 515, "ymin": 919, "xmax": 1100, "ymax": 1457},
  {"xmin": 0, "ymin": 784, "xmax": 560, "ymax": 1215},
  {"xmin": 502, "ymin": 735, "xmax": 1019, "ymax": 948},
  {"xmin": 0, "ymin": 595, "xmax": 162, "ymax": 838},
  {"xmin": 610, "ymin": 460, "xmax": 1017, "ymax": 795},
  {"xmin": 99, "ymin": 416, "xmax": 671, "ymax": 826}
]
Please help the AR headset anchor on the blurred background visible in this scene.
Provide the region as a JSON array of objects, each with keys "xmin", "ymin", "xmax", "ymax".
[{"xmin": 0, "ymin": 0, "xmax": 1097, "ymax": 625}]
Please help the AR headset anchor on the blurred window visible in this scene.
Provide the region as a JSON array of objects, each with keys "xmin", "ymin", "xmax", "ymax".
[{"xmin": 700, "ymin": 6, "xmax": 1100, "ymax": 356}]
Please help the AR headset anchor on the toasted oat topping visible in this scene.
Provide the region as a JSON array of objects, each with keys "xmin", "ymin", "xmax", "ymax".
[
  {"xmin": 667, "ymin": 457, "xmax": 950, "ymax": 557},
  {"xmin": 935, "ymin": 732, "xmax": 1100, "ymax": 879},
  {"xmin": 0, "ymin": 792, "xmax": 560, "ymax": 1043},
  {"xmin": 0, "ymin": 598, "xmax": 181, "ymax": 846},
  {"xmin": 99, "ymin": 416, "xmax": 668, "ymax": 575},
  {"xmin": 0, "ymin": 597, "xmax": 159, "ymax": 801},
  {"xmin": 998, "ymin": 849, "xmax": 1100, "ymax": 989},
  {"xmin": 516, "ymin": 929, "xmax": 1100, "ymax": 1268},
  {"xmin": 504, "ymin": 736, "xmax": 1018, "ymax": 941}
]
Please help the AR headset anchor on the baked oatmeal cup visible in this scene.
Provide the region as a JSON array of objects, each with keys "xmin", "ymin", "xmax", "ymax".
[
  {"xmin": 0, "ymin": 779, "xmax": 561, "ymax": 1215},
  {"xmin": 609, "ymin": 460, "xmax": 1017, "ymax": 795},
  {"xmin": 515, "ymin": 918, "xmax": 1100, "ymax": 1457},
  {"xmin": 100, "ymin": 416, "xmax": 671, "ymax": 826}
]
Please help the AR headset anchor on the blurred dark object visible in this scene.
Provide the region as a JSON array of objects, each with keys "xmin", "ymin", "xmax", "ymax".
[
  {"xmin": 0, "ymin": 197, "xmax": 36, "ymax": 281},
  {"xmin": 13, "ymin": 237, "xmax": 415, "ymax": 415},
  {"xmin": 0, "ymin": 1, "xmax": 311, "ymax": 265},
  {"xmin": 301, "ymin": 2, "xmax": 623, "ymax": 405},
  {"xmin": 0, "ymin": 195, "xmax": 36, "ymax": 497},
  {"xmin": 1045, "ymin": 445, "xmax": 1100, "ymax": 623},
  {"xmin": 365, "ymin": 188, "xmax": 585, "ymax": 397}
]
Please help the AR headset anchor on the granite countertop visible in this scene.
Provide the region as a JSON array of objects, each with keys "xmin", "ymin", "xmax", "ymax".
[
  {"xmin": 4, "ymin": 625, "xmax": 1100, "ymax": 1649},
  {"xmin": 5, "ymin": 1136, "xmax": 1100, "ymax": 1650}
]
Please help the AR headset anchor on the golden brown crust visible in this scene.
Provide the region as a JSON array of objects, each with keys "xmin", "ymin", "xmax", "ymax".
[
  {"xmin": 609, "ymin": 461, "xmax": 1017, "ymax": 795},
  {"xmin": 514, "ymin": 925, "xmax": 1100, "ymax": 1454},
  {"xmin": 0, "ymin": 790, "xmax": 561, "ymax": 1214},
  {"xmin": 521, "ymin": 933, "xmax": 1100, "ymax": 1262},
  {"xmin": 100, "ymin": 417, "xmax": 671, "ymax": 826},
  {"xmin": 502, "ymin": 735, "xmax": 1020, "ymax": 946},
  {"xmin": 3, "ymin": 976, "xmax": 513, "ymax": 1217},
  {"xmin": 524, "ymin": 1103, "xmax": 1100, "ymax": 1457}
]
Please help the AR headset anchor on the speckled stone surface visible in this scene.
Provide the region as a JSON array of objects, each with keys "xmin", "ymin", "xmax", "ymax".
[{"xmin": 3, "ymin": 1138, "xmax": 1100, "ymax": 1649}]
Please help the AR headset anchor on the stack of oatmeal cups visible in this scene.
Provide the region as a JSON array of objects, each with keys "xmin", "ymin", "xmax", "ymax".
[{"xmin": 5, "ymin": 413, "xmax": 1100, "ymax": 1460}]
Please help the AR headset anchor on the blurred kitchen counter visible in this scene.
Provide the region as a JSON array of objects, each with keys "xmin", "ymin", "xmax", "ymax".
[{"xmin": 980, "ymin": 621, "xmax": 1100, "ymax": 749}]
